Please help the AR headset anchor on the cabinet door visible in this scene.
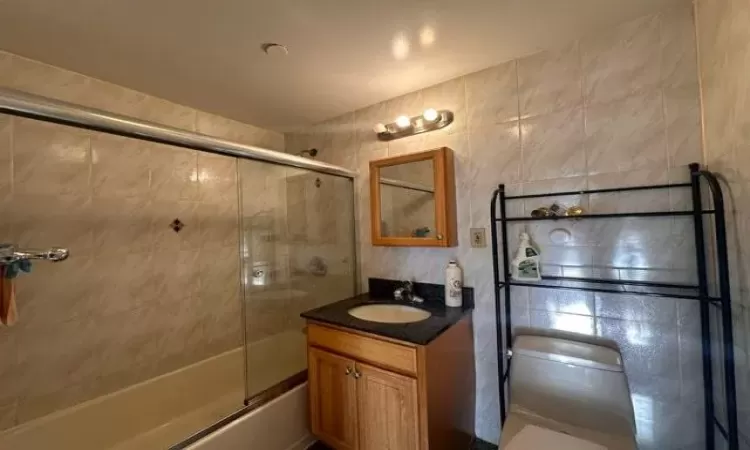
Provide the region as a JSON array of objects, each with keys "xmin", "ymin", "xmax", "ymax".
[
  {"xmin": 308, "ymin": 347, "xmax": 358, "ymax": 450},
  {"xmin": 356, "ymin": 362, "xmax": 420, "ymax": 450}
]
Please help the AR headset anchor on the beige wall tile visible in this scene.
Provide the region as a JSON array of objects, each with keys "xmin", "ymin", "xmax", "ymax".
[
  {"xmin": 3, "ymin": 54, "xmax": 91, "ymax": 105},
  {"xmin": 149, "ymin": 142, "xmax": 199, "ymax": 201},
  {"xmin": 87, "ymin": 252, "xmax": 158, "ymax": 314},
  {"xmin": 0, "ymin": 332, "xmax": 19, "ymax": 405},
  {"xmin": 13, "ymin": 119, "xmax": 91, "ymax": 196},
  {"xmin": 581, "ymin": 14, "xmax": 661, "ymax": 105},
  {"xmin": 198, "ymin": 246, "xmax": 240, "ymax": 307},
  {"xmin": 138, "ymin": 97, "xmax": 197, "ymax": 131},
  {"xmin": 465, "ymin": 60, "xmax": 519, "ymax": 128},
  {"xmin": 197, "ymin": 153, "xmax": 238, "ymax": 205},
  {"xmin": 354, "ymin": 102, "xmax": 389, "ymax": 155},
  {"xmin": 0, "ymin": 402, "xmax": 16, "ymax": 431},
  {"xmin": 585, "ymin": 91, "xmax": 667, "ymax": 174},
  {"xmin": 388, "ymin": 132, "xmax": 426, "ymax": 157},
  {"xmin": 196, "ymin": 202, "xmax": 240, "ymax": 250},
  {"xmin": 148, "ymin": 249, "xmax": 202, "ymax": 304},
  {"xmin": 15, "ymin": 254, "xmax": 96, "ymax": 329},
  {"xmin": 148, "ymin": 199, "xmax": 201, "ymax": 252},
  {"xmin": 195, "ymin": 112, "xmax": 278, "ymax": 148},
  {"xmin": 0, "ymin": 51, "xmax": 13, "ymax": 86},
  {"xmin": 664, "ymin": 84, "xmax": 703, "ymax": 169},
  {"xmin": 469, "ymin": 121, "xmax": 522, "ymax": 186},
  {"xmin": 91, "ymin": 196, "xmax": 155, "ymax": 256},
  {"xmin": 9, "ymin": 193, "xmax": 94, "ymax": 257},
  {"xmin": 518, "ymin": 42, "xmax": 583, "ymax": 118},
  {"xmin": 0, "ymin": 115, "xmax": 11, "ymax": 199},
  {"xmin": 661, "ymin": 4, "xmax": 699, "ymax": 89},
  {"xmin": 91, "ymin": 134, "xmax": 151, "ymax": 198},
  {"xmin": 326, "ymin": 113, "xmax": 357, "ymax": 169},
  {"xmin": 521, "ymin": 107, "xmax": 585, "ymax": 181}
]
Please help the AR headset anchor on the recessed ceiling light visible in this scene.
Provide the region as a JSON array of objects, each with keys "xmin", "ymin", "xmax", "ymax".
[{"xmin": 260, "ymin": 43, "xmax": 289, "ymax": 56}]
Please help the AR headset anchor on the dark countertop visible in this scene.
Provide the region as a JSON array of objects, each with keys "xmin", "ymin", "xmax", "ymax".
[{"xmin": 301, "ymin": 278, "xmax": 474, "ymax": 346}]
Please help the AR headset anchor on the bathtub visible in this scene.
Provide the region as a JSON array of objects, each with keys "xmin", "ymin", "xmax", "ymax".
[
  {"xmin": 0, "ymin": 330, "xmax": 310, "ymax": 450},
  {"xmin": 184, "ymin": 384, "xmax": 313, "ymax": 450}
]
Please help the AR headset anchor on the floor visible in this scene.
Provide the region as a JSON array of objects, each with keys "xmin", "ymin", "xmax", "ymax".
[{"xmin": 308, "ymin": 438, "xmax": 498, "ymax": 449}]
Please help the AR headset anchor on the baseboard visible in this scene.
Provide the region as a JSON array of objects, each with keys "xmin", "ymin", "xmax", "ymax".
[
  {"xmin": 471, "ymin": 437, "xmax": 499, "ymax": 449},
  {"xmin": 306, "ymin": 437, "xmax": 498, "ymax": 450},
  {"xmin": 287, "ymin": 434, "xmax": 315, "ymax": 450}
]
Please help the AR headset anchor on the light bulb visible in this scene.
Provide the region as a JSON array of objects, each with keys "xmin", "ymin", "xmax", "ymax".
[
  {"xmin": 373, "ymin": 123, "xmax": 387, "ymax": 134},
  {"xmin": 423, "ymin": 108, "xmax": 439, "ymax": 122},
  {"xmin": 395, "ymin": 115, "xmax": 411, "ymax": 128}
]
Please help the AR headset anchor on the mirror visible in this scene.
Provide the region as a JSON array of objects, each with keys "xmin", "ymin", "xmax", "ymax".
[
  {"xmin": 379, "ymin": 159, "xmax": 436, "ymax": 238},
  {"xmin": 370, "ymin": 148, "xmax": 457, "ymax": 247}
]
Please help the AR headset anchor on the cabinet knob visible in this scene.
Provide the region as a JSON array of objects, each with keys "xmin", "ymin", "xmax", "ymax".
[
  {"xmin": 345, "ymin": 367, "xmax": 353, "ymax": 376},
  {"xmin": 436, "ymin": 234, "xmax": 444, "ymax": 240},
  {"xmin": 353, "ymin": 370, "xmax": 361, "ymax": 379}
]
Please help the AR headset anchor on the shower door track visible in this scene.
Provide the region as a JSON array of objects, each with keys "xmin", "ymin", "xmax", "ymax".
[{"xmin": 0, "ymin": 88, "xmax": 356, "ymax": 179}]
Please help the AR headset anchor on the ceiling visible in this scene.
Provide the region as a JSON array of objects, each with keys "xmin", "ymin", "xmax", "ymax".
[{"xmin": 0, "ymin": 0, "xmax": 686, "ymax": 130}]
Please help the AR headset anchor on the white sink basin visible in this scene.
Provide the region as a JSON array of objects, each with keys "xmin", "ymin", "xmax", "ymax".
[{"xmin": 348, "ymin": 304, "xmax": 431, "ymax": 324}]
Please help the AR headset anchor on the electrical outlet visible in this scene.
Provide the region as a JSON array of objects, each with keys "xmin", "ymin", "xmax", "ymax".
[{"xmin": 470, "ymin": 228, "xmax": 487, "ymax": 248}]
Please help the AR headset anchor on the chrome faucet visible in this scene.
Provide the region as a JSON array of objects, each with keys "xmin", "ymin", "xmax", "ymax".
[{"xmin": 394, "ymin": 280, "xmax": 424, "ymax": 303}]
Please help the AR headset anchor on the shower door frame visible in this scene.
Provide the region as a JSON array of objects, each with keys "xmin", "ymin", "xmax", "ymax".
[{"xmin": 0, "ymin": 87, "xmax": 360, "ymax": 448}]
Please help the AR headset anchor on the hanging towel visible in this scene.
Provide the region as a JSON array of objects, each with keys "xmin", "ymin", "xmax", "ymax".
[{"xmin": 0, "ymin": 266, "xmax": 18, "ymax": 326}]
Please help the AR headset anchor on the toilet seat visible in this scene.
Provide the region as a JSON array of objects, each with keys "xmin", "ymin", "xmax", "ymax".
[
  {"xmin": 505, "ymin": 425, "xmax": 606, "ymax": 450},
  {"xmin": 501, "ymin": 407, "xmax": 637, "ymax": 450}
]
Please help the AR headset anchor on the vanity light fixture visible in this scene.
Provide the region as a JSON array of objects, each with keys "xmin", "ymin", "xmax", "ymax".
[
  {"xmin": 422, "ymin": 108, "xmax": 439, "ymax": 122},
  {"xmin": 375, "ymin": 109, "xmax": 454, "ymax": 141},
  {"xmin": 395, "ymin": 115, "xmax": 412, "ymax": 128}
]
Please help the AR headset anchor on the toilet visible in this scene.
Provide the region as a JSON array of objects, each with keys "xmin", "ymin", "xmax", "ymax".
[{"xmin": 501, "ymin": 332, "xmax": 638, "ymax": 449}]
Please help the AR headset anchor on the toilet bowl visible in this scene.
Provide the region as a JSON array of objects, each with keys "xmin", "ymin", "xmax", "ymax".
[{"xmin": 501, "ymin": 333, "xmax": 637, "ymax": 449}]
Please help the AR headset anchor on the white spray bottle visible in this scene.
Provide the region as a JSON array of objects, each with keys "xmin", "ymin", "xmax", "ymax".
[
  {"xmin": 511, "ymin": 232, "xmax": 541, "ymax": 281},
  {"xmin": 445, "ymin": 260, "xmax": 463, "ymax": 307}
]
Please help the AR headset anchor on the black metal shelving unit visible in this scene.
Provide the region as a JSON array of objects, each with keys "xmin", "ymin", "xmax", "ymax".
[{"xmin": 490, "ymin": 162, "xmax": 738, "ymax": 450}]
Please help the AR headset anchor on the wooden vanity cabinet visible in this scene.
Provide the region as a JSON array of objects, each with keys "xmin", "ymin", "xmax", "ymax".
[{"xmin": 306, "ymin": 318, "xmax": 475, "ymax": 450}]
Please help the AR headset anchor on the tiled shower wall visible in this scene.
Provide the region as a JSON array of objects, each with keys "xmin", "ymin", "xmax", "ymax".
[
  {"xmin": 287, "ymin": 4, "xmax": 703, "ymax": 448},
  {"xmin": 696, "ymin": 0, "xmax": 750, "ymax": 446},
  {"xmin": 0, "ymin": 50, "xmax": 284, "ymax": 430}
]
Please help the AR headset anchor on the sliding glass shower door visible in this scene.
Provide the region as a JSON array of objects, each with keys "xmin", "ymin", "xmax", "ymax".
[{"xmin": 238, "ymin": 161, "xmax": 356, "ymax": 400}]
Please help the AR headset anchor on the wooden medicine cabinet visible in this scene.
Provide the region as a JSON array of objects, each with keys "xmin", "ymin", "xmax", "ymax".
[{"xmin": 369, "ymin": 147, "xmax": 457, "ymax": 247}]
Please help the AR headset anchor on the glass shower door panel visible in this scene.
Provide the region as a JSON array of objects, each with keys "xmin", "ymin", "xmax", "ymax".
[{"xmin": 239, "ymin": 162, "xmax": 356, "ymax": 400}]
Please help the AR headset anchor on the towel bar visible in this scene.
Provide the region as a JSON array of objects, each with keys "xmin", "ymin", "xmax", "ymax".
[{"xmin": 0, "ymin": 245, "xmax": 69, "ymax": 265}]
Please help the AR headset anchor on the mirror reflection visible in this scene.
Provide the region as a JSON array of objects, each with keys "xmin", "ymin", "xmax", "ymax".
[{"xmin": 379, "ymin": 159, "xmax": 436, "ymax": 238}]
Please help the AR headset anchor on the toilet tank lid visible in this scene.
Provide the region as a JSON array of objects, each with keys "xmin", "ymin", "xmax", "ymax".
[{"xmin": 512, "ymin": 335, "xmax": 623, "ymax": 372}]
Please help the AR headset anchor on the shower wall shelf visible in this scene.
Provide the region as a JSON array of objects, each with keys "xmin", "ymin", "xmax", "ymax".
[
  {"xmin": 499, "ymin": 276, "xmax": 720, "ymax": 302},
  {"xmin": 490, "ymin": 162, "xmax": 738, "ymax": 450}
]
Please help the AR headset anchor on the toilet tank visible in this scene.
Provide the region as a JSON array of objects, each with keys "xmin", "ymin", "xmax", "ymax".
[{"xmin": 509, "ymin": 334, "xmax": 636, "ymax": 438}]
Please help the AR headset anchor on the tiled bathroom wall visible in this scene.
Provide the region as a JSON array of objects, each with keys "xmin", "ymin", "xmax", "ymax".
[
  {"xmin": 0, "ymin": 50, "xmax": 285, "ymax": 430},
  {"xmin": 696, "ymin": 0, "xmax": 750, "ymax": 446},
  {"xmin": 287, "ymin": 4, "xmax": 703, "ymax": 448}
]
